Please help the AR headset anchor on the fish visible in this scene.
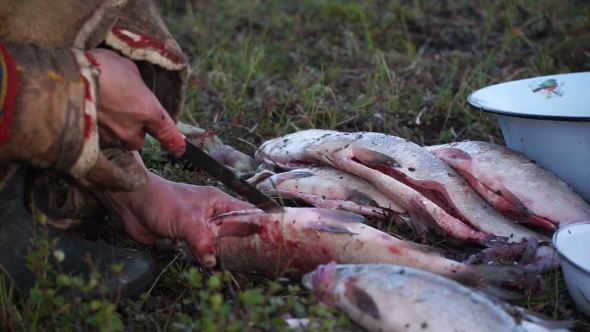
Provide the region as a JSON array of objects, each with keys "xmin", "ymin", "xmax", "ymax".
[
  {"xmin": 248, "ymin": 166, "xmax": 406, "ymax": 219},
  {"xmin": 174, "ymin": 120, "xmax": 259, "ymax": 174},
  {"xmin": 158, "ymin": 207, "xmax": 530, "ymax": 300},
  {"xmin": 302, "ymin": 262, "xmax": 573, "ymax": 332},
  {"xmin": 258, "ymin": 129, "xmax": 547, "ymax": 244},
  {"xmin": 426, "ymin": 141, "xmax": 590, "ymax": 231},
  {"xmin": 256, "ymin": 129, "xmax": 336, "ymax": 170}
]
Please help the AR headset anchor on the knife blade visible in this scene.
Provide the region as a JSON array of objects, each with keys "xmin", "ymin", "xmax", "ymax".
[{"xmin": 179, "ymin": 137, "xmax": 285, "ymax": 213}]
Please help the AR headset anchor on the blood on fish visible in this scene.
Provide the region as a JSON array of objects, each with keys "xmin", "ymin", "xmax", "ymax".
[
  {"xmin": 372, "ymin": 164, "xmax": 473, "ymax": 226},
  {"xmin": 389, "ymin": 246, "xmax": 401, "ymax": 255},
  {"xmin": 257, "ymin": 225, "xmax": 271, "ymax": 244},
  {"xmin": 257, "ymin": 223, "xmax": 302, "ymax": 250}
]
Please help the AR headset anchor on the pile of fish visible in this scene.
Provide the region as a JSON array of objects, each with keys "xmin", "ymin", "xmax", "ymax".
[
  {"xmin": 159, "ymin": 129, "xmax": 590, "ymax": 331},
  {"xmin": 252, "ymin": 130, "xmax": 590, "ymax": 266}
]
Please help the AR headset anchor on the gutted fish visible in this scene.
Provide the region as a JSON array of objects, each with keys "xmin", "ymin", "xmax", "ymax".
[
  {"xmin": 426, "ymin": 141, "xmax": 590, "ymax": 231},
  {"xmin": 258, "ymin": 130, "xmax": 548, "ymax": 244},
  {"xmin": 159, "ymin": 207, "xmax": 531, "ymax": 299},
  {"xmin": 248, "ymin": 166, "xmax": 406, "ymax": 219},
  {"xmin": 303, "ymin": 262, "xmax": 572, "ymax": 332}
]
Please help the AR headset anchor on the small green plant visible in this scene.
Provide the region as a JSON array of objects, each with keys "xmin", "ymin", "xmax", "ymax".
[{"xmin": 1, "ymin": 213, "xmax": 126, "ymax": 331}]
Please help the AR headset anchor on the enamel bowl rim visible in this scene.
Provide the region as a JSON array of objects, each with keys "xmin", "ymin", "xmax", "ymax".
[{"xmin": 552, "ymin": 222, "xmax": 590, "ymax": 276}]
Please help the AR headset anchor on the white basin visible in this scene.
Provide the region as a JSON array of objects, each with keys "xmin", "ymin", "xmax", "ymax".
[{"xmin": 553, "ymin": 223, "xmax": 590, "ymax": 316}]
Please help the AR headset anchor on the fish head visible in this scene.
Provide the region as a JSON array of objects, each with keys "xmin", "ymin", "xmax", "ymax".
[
  {"xmin": 302, "ymin": 261, "xmax": 339, "ymax": 304},
  {"xmin": 209, "ymin": 145, "xmax": 259, "ymax": 174},
  {"xmin": 429, "ymin": 146, "xmax": 472, "ymax": 170}
]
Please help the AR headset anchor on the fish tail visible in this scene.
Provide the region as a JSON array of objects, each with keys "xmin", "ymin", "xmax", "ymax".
[
  {"xmin": 481, "ymin": 233, "xmax": 518, "ymax": 248},
  {"xmin": 407, "ymin": 196, "xmax": 494, "ymax": 246},
  {"xmin": 524, "ymin": 214, "xmax": 557, "ymax": 232},
  {"xmin": 247, "ymin": 170, "xmax": 277, "ymax": 185},
  {"xmin": 487, "ymin": 294, "xmax": 575, "ymax": 331},
  {"xmin": 514, "ymin": 308, "xmax": 575, "ymax": 331},
  {"xmin": 529, "ymin": 320, "xmax": 575, "ymax": 331},
  {"xmin": 518, "ymin": 237, "xmax": 539, "ymax": 265},
  {"xmin": 468, "ymin": 265, "xmax": 529, "ymax": 300}
]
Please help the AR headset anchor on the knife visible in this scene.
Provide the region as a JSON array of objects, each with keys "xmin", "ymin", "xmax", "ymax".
[{"xmin": 179, "ymin": 137, "xmax": 285, "ymax": 213}]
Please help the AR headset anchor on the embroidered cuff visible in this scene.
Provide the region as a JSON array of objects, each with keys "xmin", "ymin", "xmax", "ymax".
[
  {"xmin": 67, "ymin": 49, "xmax": 100, "ymax": 178},
  {"xmin": 105, "ymin": 26, "xmax": 184, "ymax": 71},
  {"xmin": 0, "ymin": 44, "xmax": 20, "ymax": 146}
]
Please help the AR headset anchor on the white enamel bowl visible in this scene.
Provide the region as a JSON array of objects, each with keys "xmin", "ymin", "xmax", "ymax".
[{"xmin": 553, "ymin": 223, "xmax": 590, "ymax": 316}]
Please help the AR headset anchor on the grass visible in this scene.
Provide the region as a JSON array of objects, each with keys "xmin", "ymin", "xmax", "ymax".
[{"xmin": 2, "ymin": 0, "xmax": 590, "ymax": 330}]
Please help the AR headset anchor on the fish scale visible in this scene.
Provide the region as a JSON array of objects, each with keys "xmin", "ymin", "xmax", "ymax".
[
  {"xmin": 303, "ymin": 263, "xmax": 570, "ymax": 332},
  {"xmin": 249, "ymin": 166, "xmax": 406, "ymax": 219},
  {"xmin": 427, "ymin": 141, "xmax": 590, "ymax": 230},
  {"xmin": 202, "ymin": 207, "xmax": 526, "ymax": 299},
  {"xmin": 257, "ymin": 129, "xmax": 549, "ymax": 244}
]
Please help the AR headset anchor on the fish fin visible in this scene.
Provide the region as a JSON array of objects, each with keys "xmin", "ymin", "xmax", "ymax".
[
  {"xmin": 518, "ymin": 237, "xmax": 539, "ymax": 265},
  {"xmin": 305, "ymin": 221, "xmax": 359, "ymax": 235},
  {"xmin": 306, "ymin": 208, "xmax": 365, "ymax": 235},
  {"xmin": 430, "ymin": 146, "xmax": 472, "ymax": 161},
  {"xmin": 304, "ymin": 209, "xmax": 364, "ymax": 234},
  {"xmin": 343, "ymin": 277, "xmax": 381, "ymax": 319},
  {"xmin": 348, "ymin": 189, "xmax": 379, "ymax": 206},
  {"xmin": 458, "ymin": 170, "xmax": 535, "ymax": 225},
  {"xmin": 524, "ymin": 214, "xmax": 557, "ymax": 232},
  {"xmin": 529, "ymin": 320, "xmax": 575, "ymax": 331},
  {"xmin": 406, "ymin": 197, "xmax": 447, "ymax": 237},
  {"xmin": 488, "ymin": 298, "xmax": 575, "ymax": 330},
  {"xmin": 247, "ymin": 170, "xmax": 277, "ymax": 186},
  {"xmin": 313, "ymin": 208, "xmax": 367, "ymax": 223},
  {"xmin": 351, "ymin": 146, "xmax": 402, "ymax": 168},
  {"xmin": 522, "ymin": 245, "xmax": 561, "ymax": 274},
  {"xmin": 277, "ymin": 171, "xmax": 316, "ymax": 181},
  {"xmin": 468, "ymin": 265, "xmax": 529, "ymax": 300},
  {"xmin": 465, "ymin": 243, "xmax": 529, "ymax": 265},
  {"xmin": 289, "ymin": 193, "xmax": 392, "ymax": 220},
  {"xmin": 487, "ymin": 185, "xmax": 531, "ymax": 218}
]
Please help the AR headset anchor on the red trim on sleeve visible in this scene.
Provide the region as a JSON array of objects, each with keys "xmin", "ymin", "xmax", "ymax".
[
  {"xmin": 81, "ymin": 76, "xmax": 94, "ymax": 139},
  {"xmin": 84, "ymin": 52, "xmax": 100, "ymax": 68},
  {"xmin": 111, "ymin": 26, "xmax": 183, "ymax": 66},
  {"xmin": 0, "ymin": 44, "xmax": 19, "ymax": 146}
]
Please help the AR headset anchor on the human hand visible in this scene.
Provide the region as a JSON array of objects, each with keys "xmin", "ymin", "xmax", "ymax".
[
  {"xmin": 93, "ymin": 170, "xmax": 254, "ymax": 268},
  {"xmin": 88, "ymin": 48, "xmax": 185, "ymax": 155}
]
